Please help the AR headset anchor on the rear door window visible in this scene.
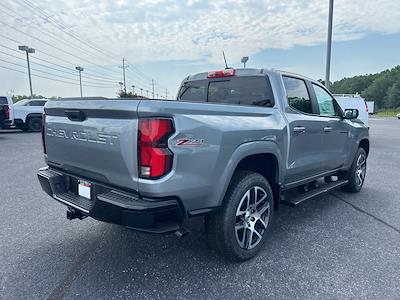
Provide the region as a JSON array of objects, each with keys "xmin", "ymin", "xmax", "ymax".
[
  {"xmin": 283, "ymin": 76, "xmax": 313, "ymax": 114},
  {"xmin": 0, "ymin": 97, "xmax": 7, "ymax": 105}
]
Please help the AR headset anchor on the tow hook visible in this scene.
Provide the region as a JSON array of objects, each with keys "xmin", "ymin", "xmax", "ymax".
[
  {"xmin": 175, "ymin": 227, "xmax": 190, "ymax": 238},
  {"xmin": 66, "ymin": 209, "xmax": 86, "ymax": 220}
]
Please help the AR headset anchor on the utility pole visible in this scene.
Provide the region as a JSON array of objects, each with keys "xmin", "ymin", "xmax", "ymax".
[
  {"xmin": 325, "ymin": 0, "xmax": 334, "ymax": 89},
  {"xmin": 146, "ymin": 90, "xmax": 149, "ymax": 98},
  {"xmin": 18, "ymin": 45, "xmax": 35, "ymax": 98},
  {"xmin": 75, "ymin": 66, "xmax": 84, "ymax": 97},
  {"xmin": 119, "ymin": 58, "xmax": 128, "ymax": 94},
  {"xmin": 151, "ymin": 79, "xmax": 155, "ymax": 99},
  {"xmin": 140, "ymin": 88, "xmax": 143, "ymax": 97},
  {"xmin": 131, "ymin": 85, "xmax": 135, "ymax": 95},
  {"xmin": 165, "ymin": 88, "xmax": 168, "ymax": 99}
]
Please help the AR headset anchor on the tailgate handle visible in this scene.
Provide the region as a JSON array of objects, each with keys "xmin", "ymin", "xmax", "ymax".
[{"xmin": 65, "ymin": 110, "xmax": 86, "ymax": 122}]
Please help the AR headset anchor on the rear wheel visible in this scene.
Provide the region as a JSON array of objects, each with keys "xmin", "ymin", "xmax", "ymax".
[
  {"xmin": 205, "ymin": 171, "xmax": 274, "ymax": 261},
  {"xmin": 341, "ymin": 148, "xmax": 367, "ymax": 193},
  {"xmin": 27, "ymin": 117, "xmax": 42, "ymax": 132}
]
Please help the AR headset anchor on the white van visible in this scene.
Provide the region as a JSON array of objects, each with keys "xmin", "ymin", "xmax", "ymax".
[{"xmin": 333, "ymin": 94, "xmax": 369, "ymax": 127}]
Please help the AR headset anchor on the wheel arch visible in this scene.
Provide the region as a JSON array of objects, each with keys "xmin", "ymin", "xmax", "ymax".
[
  {"xmin": 359, "ymin": 138, "xmax": 370, "ymax": 156},
  {"xmin": 217, "ymin": 141, "xmax": 283, "ymax": 211},
  {"xmin": 26, "ymin": 113, "xmax": 43, "ymax": 123}
]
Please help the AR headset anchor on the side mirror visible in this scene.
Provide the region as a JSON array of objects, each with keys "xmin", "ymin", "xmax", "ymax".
[{"xmin": 343, "ymin": 108, "xmax": 359, "ymax": 120}]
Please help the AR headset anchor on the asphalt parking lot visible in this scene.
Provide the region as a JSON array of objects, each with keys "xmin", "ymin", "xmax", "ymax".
[{"xmin": 1, "ymin": 118, "xmax": 400, "ymax": 299}]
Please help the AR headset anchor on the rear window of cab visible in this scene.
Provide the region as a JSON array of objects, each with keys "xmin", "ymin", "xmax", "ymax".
[
  {"xmin": 178, "ymin": 76, "xmax": 275, "ymax": 107},
  {"xmin": 0, "ymin": 97, "xmax": 8, "ymax": 105}
]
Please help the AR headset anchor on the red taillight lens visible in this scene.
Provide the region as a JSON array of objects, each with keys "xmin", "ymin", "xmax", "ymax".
[
  {"xmin": 41, "ymin": 114, "xmax": 46, "ymax": 154},
  {"xmin": 4, "ymin": 105, "xmax": 9, "ymax": 119},
  {"xmin": 207, "ymin": 68, "xmax": 236, "ymax": 78},
  {"xmin": 138, "ymin": 118, "xmax": 174, "ymax": 179}
]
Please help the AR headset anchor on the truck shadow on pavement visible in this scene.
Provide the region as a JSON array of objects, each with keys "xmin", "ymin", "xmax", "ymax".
[{"xmin": 9, "ymin": 192, "xmax": 399, "ymax": 299}]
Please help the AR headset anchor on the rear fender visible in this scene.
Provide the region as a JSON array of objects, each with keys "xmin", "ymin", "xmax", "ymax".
[{"xmin": 215, "ymin": 141, "xmax": 283, "ymax": 206}]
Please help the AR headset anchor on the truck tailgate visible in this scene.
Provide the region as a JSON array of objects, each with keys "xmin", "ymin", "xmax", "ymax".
[{"xmin": 44, "ymin": 100, "xmax": 140, "ymax": 191}]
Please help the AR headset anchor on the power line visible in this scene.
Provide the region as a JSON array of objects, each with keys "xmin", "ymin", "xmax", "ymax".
[
  {"xmin": 0, "ymin": 33, "xmax": 122, "ymax": 82},
  {"xmin": 0, "ymin": 0, "xmax": 166, "ymax": 92},
  {"xmin": 15, "ymin": 0, "xmax": 120, "ymax": 61},
  {"xmin": 0, "ymin": 45, "xmax": 124, "ymax": 85},
  {"xmin": 0, "ymin": 20, "xmax": 122, "ymax": 77},
  {"xmin": 3, "ymin": 0, "xmax": 166, "ymax": 90},
  {"xmin": 0, "ymin": 4, "xmax": 114, "ymax": 63},
  {"xmin": 0, "ymin": 64, "xmax": 116, "ymax": 88},
  {"xmin": 0, "ymin": 58, "xmax": 117, "ymax": 88}
]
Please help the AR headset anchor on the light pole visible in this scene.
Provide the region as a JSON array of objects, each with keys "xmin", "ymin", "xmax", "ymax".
[
  {"xmin": 241, "ymin": 56, "xmax": 249, "ymax": 68},
  {"xmin": 75, "ymin": 66, "xmax": 84, "ymax": 97},
  {"xmin": 18, "ymin": 45, "xmax": 35, "ymax": 98},
  {"xmin": 140, "ymin": 88, "xmax": 143, "ymax": 97},
  {"xmin": 131, "ymin": 85, "xmax": 135, "ymax": 95},
  {"xmin": 325, "ymin": 0, "xmax": 334, "ymax": 89}
]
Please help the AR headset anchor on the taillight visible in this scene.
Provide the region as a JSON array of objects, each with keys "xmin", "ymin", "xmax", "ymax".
[
  {"xmin": 4, "ymin": 105, "xmax": 9, "ymax": 119},
  {"xmin": 138, "ymin": 118, "xmax": 174, "ymax": 179},
  {"xmin": 365, "ymin": 101, "xmax": 368, "ymax": 113},
  {"xmin": 41, "ymin": 114, "xmax": 46, "ymax": 154},
  {"xmin": 207, "ymin": 68, "xmax": 236, "ymax": 78}
]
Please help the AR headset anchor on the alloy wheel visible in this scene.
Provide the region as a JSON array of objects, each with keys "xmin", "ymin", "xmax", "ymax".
[
  {"xmin": 355, "ymin": 153, "xmax": 366, "ymax": 186},
  {"xmin": 235, "ymin": 186, "xmax": 270, "ymax": 250}
]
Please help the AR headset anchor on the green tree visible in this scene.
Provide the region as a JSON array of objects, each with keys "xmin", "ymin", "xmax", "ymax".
[{"xmin": 385, "ymin": 83, "xmax": 400, "ymax": 109}]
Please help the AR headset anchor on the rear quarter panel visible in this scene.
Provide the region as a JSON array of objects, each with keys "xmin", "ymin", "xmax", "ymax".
[{"xmin": 137, "ymin": 100, "xmax": 287, "ymax": 212}]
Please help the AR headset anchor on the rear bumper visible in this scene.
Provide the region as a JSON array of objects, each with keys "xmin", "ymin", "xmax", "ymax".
[
  {"xmin": 37, "ymin": 167, "xmax": 184, "ymax": 233},
  {"xmin": 1, "ymin": 118, "xmax": 13, "ymax": 127}
]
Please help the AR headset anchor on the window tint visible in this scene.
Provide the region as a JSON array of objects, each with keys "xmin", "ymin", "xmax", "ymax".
[
  {"xmin": 14, "ymin": 100, "xmax": 30, "ymax": 106},
  {"xmin": 283, "ymin": 76, "xmax": 312, "ymax": 114},
  {"xmin": 179, "ymin": 76, "xmax": 275, "ymax": 107},
  {"xmin": 312, "ymin": 84, "xmax": 337, "ymax": 116},
  {"xmin": 28, "ymin": 100, "xmax": 46, "ymax": 106},
  {"xmin": 179, "ymin": 80, "xmax": 207, "ymax": 102},
  {"xmin": 208, "ymin": 76, "xmax": 274, "ymax": 107},
  {"xmin": 0, "ymin": 97, "xmax": 7, "ymax": 105}
]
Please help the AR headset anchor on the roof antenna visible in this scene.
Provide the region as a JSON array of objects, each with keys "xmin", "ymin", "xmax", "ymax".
[{"xmin": 222, "ymin": 51, "xmax": 230, "ymax": 69}]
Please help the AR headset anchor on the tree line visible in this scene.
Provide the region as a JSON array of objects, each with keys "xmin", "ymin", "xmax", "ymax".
[{"xmin": 329, "ymin": 65, "xmax": 400, "ymax": 109}]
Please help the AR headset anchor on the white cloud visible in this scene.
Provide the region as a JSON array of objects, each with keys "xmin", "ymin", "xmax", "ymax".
[
  {"xmin": 0, "ymin": 0, "xmax": 399, "ymax": 96},
  {"xmin": 3, "ymin": 0, "xmax": 400, "ymax": 65}
]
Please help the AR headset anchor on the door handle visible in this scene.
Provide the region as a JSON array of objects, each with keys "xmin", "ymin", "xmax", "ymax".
[
  {"xmin": 65, "ymin": 110, "xmax": 86, "ymax": 122},
  {"xmin": 293, "ymin": 126, "xmax": 306, "ymax": 134},
  {"xmin": 324, "ymin": 126, "xmax": 332, "ymax": 132}
]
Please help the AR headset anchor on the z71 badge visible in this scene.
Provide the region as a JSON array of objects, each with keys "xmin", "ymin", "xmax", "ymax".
[{"xmin": 176, "ymin": 138, "xmax": 204, "ymax": 146}]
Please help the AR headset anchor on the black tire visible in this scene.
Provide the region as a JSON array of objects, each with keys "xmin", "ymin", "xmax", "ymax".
[
  {"xmin": 27, "ymin": 117, "xmax": 42, "ymax": 132},
  {"xmin": 341, "ymin": 148, "xmax": 367, "ymax": 193},
  {"xmin": 205, "ymin": 170, "xmax": 274, "ymax": 261}
]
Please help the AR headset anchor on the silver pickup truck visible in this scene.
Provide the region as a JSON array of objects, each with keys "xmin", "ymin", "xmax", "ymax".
[{"xmin": 37, "ymin": 68, "xmax": 369, "ymax": 261}]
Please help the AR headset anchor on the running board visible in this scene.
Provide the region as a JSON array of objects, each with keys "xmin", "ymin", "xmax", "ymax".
[{"xmin": 280, "ymin": 179, "xmax": 349, "ymax": 207}]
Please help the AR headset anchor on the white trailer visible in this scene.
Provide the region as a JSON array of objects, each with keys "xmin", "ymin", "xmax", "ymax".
[
  {"xmin": 333, "ymin": 94, "xmax": 369, "ymax": 127},
  {"xmin": 366, "ymin": 101, "xmax": 375, "ymax": 114}
]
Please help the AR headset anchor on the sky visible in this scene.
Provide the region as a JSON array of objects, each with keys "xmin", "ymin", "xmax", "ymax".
[{"xmin": 0, "ymin": 0, "xmax": 399, "ymax": 99}]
